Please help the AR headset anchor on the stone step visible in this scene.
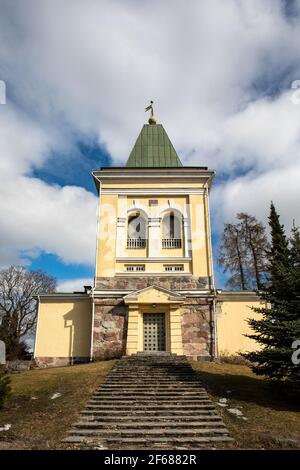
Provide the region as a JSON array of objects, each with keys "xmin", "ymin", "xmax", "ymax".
[
  {"xmin": 114, "ymin": 366, "xmax": 190, "ymax": 369},
  {"xmin": 106, "ymin": 374, "xmax": 198, "ymax": 377},
  {"xmin": 102, "ymin": 380, "xmax": 202, "ymax": 384},
  {"xmin": 102, "ymin": 382, "xmax": 202, "ymax": 387},
  {"xmin": 94, "ymin": 392, "xmax": 209, "ymax": 397},
  {"xmin": 97, "ymin": 385, "xmax": 206, "ymax": 389},
  {"xmin": 93, "ymin": 389, "xmax": 208, "ymax": 399},
  {"xmin": 74, "ymin": 421, "xmax": 226, "ymax": 429},
  {"xmin": 64, "ymin": 435, "xmax": 234, "ymax": 445},
  {"xmin": 107, "ymin": 375, "xmax": 197, "ymax": 380},
  {"xmin": 115, "ymin": 368, "xmax": 191, "ymax": 371},
  {"xmin": 110, "ymin": 366, "xmax": 194, "ymax": 370},
  {"xmin": 85, "ymin": 403, "xmax": 216, "ymax": 409},
  {"xmin": 87, "ymin": 398, "xmax": 214, "ymax": 409},
  {"xmin": 68, "ymin": 428, "xmax": 229, "ymax": 437},
  {"xmin": 64, "ymin": 354, "xmax": 233, "ymax": 449},
  {"xmin": 97, "ymin": 388, "xmax": 208, "ymax": 392},
  {"xmin": 100, "ymin": 382, "xmax": 205, "ymax": 387},
  {"xmin": 89, "ymin": 394, "xmax": 210, "ymax": 399},
  {"xmin": 80, "ymin": 412, "xmax": 221, "ymax": 419}
]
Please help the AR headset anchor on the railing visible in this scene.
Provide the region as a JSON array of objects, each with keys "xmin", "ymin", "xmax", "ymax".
[
  {"xmin": 127, "ymin": 238, "xmax": 146, "ymax": 249},
  {"xmin": 162, "ymin": 238, "xmax": 182, "ymax": 249}
]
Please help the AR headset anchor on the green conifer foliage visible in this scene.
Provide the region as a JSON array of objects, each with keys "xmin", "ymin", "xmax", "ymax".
[{"xmin": 244, "ymin": 203, "xmax": 300, "ymax": 392}]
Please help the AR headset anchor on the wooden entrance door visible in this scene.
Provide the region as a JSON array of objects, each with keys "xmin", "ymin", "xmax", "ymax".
[{"xmin": 143, "ymin": 313, "xmax": 166, "ymax": 352}]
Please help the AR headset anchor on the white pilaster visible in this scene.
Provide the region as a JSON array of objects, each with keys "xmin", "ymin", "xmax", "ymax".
[
  {"xmin": 183, "ymin": 217, "xmax": 191, "ymax": 258},
  {"xmin": 116, "ymin": 217, "xmax": 126, "ymax": 257},
  {"xmin": 148, "ymin": 217, "xmax": 161, "ymax": 258}
]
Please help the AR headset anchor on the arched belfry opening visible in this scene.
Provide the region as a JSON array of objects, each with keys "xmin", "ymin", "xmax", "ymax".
[
  {"xmin": 162, "ymin": 211, "xmax": 182, "ymax": 249},
  {"xmin": 127, "ymin": 211, "xmax": 147, "ymax": 249}
]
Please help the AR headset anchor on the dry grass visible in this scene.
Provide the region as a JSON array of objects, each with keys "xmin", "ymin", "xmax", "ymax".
[
  {"xmin": 0, "ymin": 360, "xmax": 115, "ymax": 450},
  {"xmin": 191, "ymin": 361, "xmax": 300, "ymax": 449}
]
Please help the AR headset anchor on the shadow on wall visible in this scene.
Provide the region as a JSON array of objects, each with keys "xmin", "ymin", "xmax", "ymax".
[{"xmin": 63, "ymin": 303, "xmax": 92, "ymax": 364}]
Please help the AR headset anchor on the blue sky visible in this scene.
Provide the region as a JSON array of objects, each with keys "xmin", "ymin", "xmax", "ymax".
[{"xmin": 1, "ymin": 0, "xmax": 300, "ymax": 291}]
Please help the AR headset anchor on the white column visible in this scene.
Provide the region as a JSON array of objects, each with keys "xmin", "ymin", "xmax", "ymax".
[
  {"xmin": 116, "ymin": 217, "xmax": 126, "ymax": 257},
  {"xmin": 183, "ymin": 217, "xmax": 191, "ymax": 258},
  {"xmin": 148, "ymin": 217, "xmax": 161, "ymax": 258}
]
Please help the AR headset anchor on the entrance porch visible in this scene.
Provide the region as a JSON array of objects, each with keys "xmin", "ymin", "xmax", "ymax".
[{"xmin": 124, "ymin": 285, "xmax": 185, "ymax": 355}]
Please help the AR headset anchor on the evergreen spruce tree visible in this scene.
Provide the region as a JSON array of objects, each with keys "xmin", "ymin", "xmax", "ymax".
[{"xmin": 244, "ymin": 203, "xmax": 300, "ymax": 391}]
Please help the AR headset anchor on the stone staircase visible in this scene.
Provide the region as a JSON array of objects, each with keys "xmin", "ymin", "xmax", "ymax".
[{"xmin": 64, "ymin": 353, "xmax": 233, "ymax": 449}]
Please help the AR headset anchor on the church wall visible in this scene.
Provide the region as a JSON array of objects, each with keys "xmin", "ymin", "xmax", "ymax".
[
  {"xmin": 34, "ymin": 297, "xmax": 92, "ymax": 367},
  {"xmin": 96, "ymin": 183, "xmax": 213, "ymax": 279},
  {"xmin": 115, "ymin": 261, "xmax": 192, "ymax": 274},
  {"xmin": 180, "ymin": 297, "xmax": 212, "ymax": 359},
  {"xmin": 95, "ymin": 275, "xmax": 211, "ymax": 291},
  {"xmin": 96, "ymin": 193, "xmax": 118, "ymax": 277},
  {"xmin": 216, "ymin": 296, "xmax": 263, "ymax": 356},
  {"xmin": 93, "ymin": 298, "xmax": 128, "ymax": 360},
  {"xmin": 189, "ymin": 194, "xmax": 212, "ymax": 278}
]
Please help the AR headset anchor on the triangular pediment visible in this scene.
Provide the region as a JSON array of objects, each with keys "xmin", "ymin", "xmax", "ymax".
[{"xmin": 123, "ymin": 285, "xmax": 185, "ymax": 304}]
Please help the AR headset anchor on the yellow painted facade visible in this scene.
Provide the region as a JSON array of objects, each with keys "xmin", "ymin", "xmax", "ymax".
[
  {"xmin": 34, "ymin": 297, "xmax": 92, "ymax": 359},
  {"xmin": 115, "ymin": 261, "xmax": 192, "ymax": 274},
  {"xmin": 95, "ymin": 177, "xmax": 213, "ymax": 278},
  {"xmin": 216, "ymin": 296, "xmax": 263, "ymax": 356}
]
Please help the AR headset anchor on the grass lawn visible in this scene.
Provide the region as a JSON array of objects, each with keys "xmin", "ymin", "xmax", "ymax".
[
  {"xmin": 191, "ymin": 361, "xmax": 300, "ymax": 449},
  {"xmin": 0, "ymin": 360, "xmax": 115, "ymax": 450}
]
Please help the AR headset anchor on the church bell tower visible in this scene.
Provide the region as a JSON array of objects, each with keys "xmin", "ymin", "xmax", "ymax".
[{"xmin": 91, "ymin": 105, "xmax": 216, "ymax": 359}]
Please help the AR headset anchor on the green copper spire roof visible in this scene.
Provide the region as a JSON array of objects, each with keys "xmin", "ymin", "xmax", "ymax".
[{"xmin": 126, "ymin": 124, "xmax": 183, "ymax": 167}]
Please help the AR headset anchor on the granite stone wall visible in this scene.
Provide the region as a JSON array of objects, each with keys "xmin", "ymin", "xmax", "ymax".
[
  {"xmin": 92, "ymin": 276, "xmax": 213, "ymax": 360},
  {"xmin": 95, "ymin": 276, "xmax": 211, "ymax": 291},
  {"xmin": 180, "ymin": 297, "xmax": 212, "ymax": 358},
  {"xmin": 93, "ymin": 298, "xmax": 128, "ymax": 360},
  {"xmin": 34, "ymin": 357, "xmax": 89, "ymax": 367}
]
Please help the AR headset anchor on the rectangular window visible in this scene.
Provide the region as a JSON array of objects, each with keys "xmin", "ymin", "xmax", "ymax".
[
  {"xmin": 164, "ymin": 265, "xmax": 184, "ymax": 272},
  {"xmin": 149, "ymin": 199, "xmax": 158, "ymax": 206},
  {"xmin": 125, "ymin": 265, "xmax": 145, "ymax": 272}
]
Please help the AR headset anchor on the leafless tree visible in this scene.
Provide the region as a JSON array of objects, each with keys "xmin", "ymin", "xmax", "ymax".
[
  {"xmin": 218, "ymin": 223, "xmax": 248, "ymax": 290},
  {"xmin": 218, "ymin": 213, "xmax": 269, "ymax": 290},
  {"xmin": 237, "ymin": 212, "xmax": 269, "ymax": 290},
  {"xmin": 0, "ymin": 266, "xmax": 56, "ymax": 357}
]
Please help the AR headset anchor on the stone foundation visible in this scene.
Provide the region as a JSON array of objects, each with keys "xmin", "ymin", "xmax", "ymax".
[
  {"xmin": 35, "ymin": 357, "xmax": 89, "ymax": 368},
  {"xmin": 93, "ymin": 298, "xmax": 128, "ymax": 360},
  {"xmin": 95, "ymin": 276, "xmax": 211, "ymax": 291},
  {"xmin": 92, "ymin": 276, "xmax": 214, "ymax": 360},
  {"xmin": 181, "ymin": 297, "xmax": 212, "ymax": 357}
]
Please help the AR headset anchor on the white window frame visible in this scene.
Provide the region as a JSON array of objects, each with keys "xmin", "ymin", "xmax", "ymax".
[
  {"xmin": 164, "ymin": 265, "xmax": 184, "ymax": 272},
  {"xmin": 125, "ymin": 265, "xmax": 145, "ymax": 272}
]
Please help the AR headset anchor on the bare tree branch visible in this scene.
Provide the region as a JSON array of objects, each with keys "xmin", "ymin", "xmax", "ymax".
[{"xmin": 0, "ymin": 266, "xmax": 56, "ymax": 357}]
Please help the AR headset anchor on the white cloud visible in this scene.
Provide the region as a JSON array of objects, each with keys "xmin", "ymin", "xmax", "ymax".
[
  {"xmin": 0, "ymin": 104, "xmax": 97, "ymax": 267},
  {"xmin": 57, "ymin": 278, "xmax": 93, "ymax": 293},
  {"xmin": 0, "ymin": 0, "xmax": 300, "ymax": 268},
  {"xmin": 0, "ymin": 174, "xmax": 97, "ymax": 266},
  {"xmin": 212, "ymin": 162, "xmax": 300, "ymax": 233},
  {"xmin": 2, "ymin": 0, "xmax": 299, "ymax": 161}
]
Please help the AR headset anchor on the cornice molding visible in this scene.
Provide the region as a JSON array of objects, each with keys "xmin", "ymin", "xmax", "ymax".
[
  {"xmin": 101, "ymin": 188, "xmax": 206, "ymax": 195},
  {"xmin": 116, "ymin": 257, "xmax": 192, "ymax": 262}
]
